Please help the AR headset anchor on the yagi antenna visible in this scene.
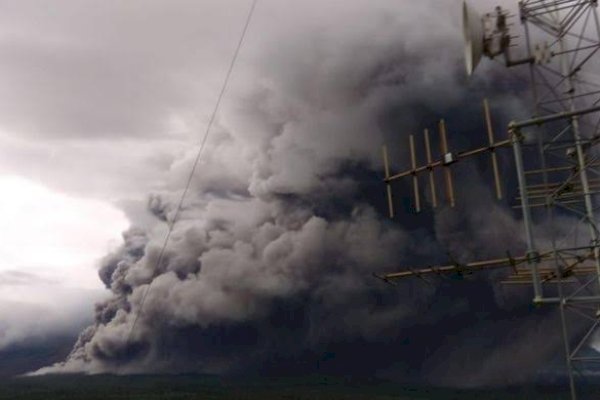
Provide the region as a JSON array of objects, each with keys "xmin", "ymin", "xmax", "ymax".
[{"xmin": 381, "ymin": 99, "xmax": 508, "ymax": 214}]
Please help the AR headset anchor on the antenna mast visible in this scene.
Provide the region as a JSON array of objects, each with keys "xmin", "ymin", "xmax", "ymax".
[{"xmin": 379, "ymin": 1, "xmax": 600, "ymax": 398}]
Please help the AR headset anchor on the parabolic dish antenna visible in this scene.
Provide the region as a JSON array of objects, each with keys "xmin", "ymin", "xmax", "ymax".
[{"xmin": 463, "ymin": 1, "xmax": 484, "ymax": 76}]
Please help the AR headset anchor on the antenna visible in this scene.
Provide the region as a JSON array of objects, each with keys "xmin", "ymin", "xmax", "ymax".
[
  {"xmin": 409, "ymin": 134, "xmax": 421, "ymax": 212},
  {"xmin": 423, "ymin": 128, "xmax": 438, "ymax": 208},
  {"xmin": 463, "ymin": 1, "xmax": 484, "ymax": 75},
  {"xmin": 382, "ymin": 145, "xmax": 394, "ymax": 218},
  {"xmin": 382, "ymin": 99, "xmax": 510, "ymax": 211},
  {"xmin": 463, "ymin": 1, "xmax": 534, "ymax": 74},
  {"xmin": 438, "ymin": 119, "xmax": 456, "ymax": 207},
  {"xmin": 484, "ymin": 98, "xmax": 503, "ymax": 200},
  {"xmin": 379, "ymin": 2, "xmax": 600, "ymax": 398}
]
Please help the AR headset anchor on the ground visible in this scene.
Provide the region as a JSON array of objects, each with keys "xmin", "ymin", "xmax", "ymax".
[{"xmin": 0, "ymin": 374, "xmax": 596, "ymax": 400}]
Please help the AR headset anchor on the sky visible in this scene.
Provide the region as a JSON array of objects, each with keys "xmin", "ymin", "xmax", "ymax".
[
  {"xmin": 0, "ymin": 0, "xmax": 275, "ymax": 353},
  {"xmin": 1, "ymin": 0, "xmax": 596, "ymax": 386}
]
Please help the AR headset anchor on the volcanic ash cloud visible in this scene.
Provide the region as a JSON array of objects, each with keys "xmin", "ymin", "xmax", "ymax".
[{"xmin": 34, "ymin": 1, "xmax": 557, "ymax": 384}]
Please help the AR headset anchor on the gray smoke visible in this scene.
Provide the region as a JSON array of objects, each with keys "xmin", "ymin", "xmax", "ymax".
[{"xmin": 32, "ymin": 0, "xmax": 582, "ymax": 386}]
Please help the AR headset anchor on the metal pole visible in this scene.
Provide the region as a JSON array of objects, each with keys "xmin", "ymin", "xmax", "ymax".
[
  {"xmin": 553, "ymin": 14, "xmax": 598, "ymax": 398},
  {"xmin": 509, "ymin": 105, "xmax": 600, "ymax": 129},
  {"xmin": 511, "ymin": 127, "xmax": 544, "ymax": 301}
]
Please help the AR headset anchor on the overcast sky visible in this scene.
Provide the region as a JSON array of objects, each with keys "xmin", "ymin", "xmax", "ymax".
[{"xmin": 0, "ymin": 0, "xmax": 266, "ymax": 351}]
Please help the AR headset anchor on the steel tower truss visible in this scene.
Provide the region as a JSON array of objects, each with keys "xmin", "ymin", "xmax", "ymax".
[{"xmin": 379, "ymin": 1, "xmax": 600, "ymax": 398}]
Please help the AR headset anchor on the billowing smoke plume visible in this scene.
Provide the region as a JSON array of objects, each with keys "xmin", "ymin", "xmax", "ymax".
[{"xmin": 34, "ymin": 0, "xmax": 579, "ymax": 385}]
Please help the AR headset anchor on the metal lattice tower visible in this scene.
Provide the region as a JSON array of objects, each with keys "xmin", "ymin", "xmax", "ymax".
[{"xmin": 378, "ymin": 1, "xmax": 600, "ymax": 398}]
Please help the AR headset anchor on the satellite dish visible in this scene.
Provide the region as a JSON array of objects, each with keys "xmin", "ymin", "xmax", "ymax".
[{"xmin": 463, "ymin": 1, "xmax": 484, "ymax": 76}]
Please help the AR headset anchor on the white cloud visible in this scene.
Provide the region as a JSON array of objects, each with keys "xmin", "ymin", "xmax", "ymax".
[{"xmin": 0, "ymin": 175, "xmax": 129, "ymax": 349}]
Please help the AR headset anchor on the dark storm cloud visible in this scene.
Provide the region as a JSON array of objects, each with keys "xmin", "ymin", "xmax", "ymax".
[
  {"xmin": 0, "ymin": 334, "xmax": 76, "ymax": 378},
  {"xmin": 0, "ymin": 292, "xmax": 101, "ymax": 351}
]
